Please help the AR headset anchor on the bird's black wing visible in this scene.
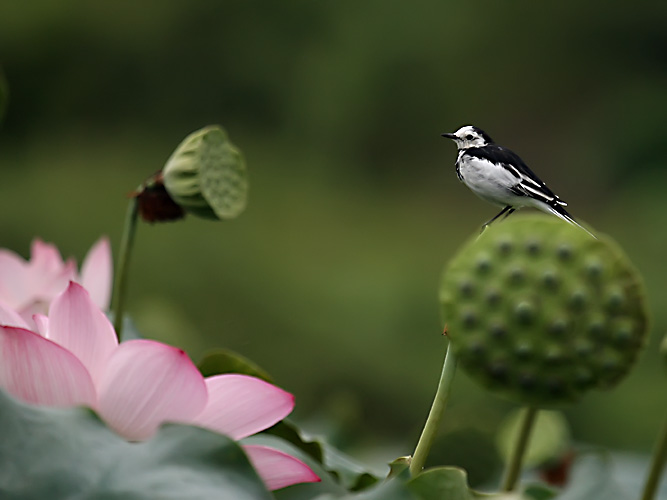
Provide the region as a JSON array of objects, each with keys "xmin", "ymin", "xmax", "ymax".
[{"xmin": 468, "ymin": 145, "xmax": 566, "ymax": 206}]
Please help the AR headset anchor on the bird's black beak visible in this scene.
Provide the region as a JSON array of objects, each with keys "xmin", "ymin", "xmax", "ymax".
[{"xmin": 441, "ymin": 133, "xmax": 456, "ymax": 139}]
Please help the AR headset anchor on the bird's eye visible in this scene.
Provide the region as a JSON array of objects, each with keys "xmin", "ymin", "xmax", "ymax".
[{"xmin": 466, "ymin": 134, "xmax": 474, "ymax": 140}]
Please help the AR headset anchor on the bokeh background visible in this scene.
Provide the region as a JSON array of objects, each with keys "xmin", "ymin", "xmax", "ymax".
[{"xmin": 2, "ymin": 0, "xmax": 666, "ymax": 486}]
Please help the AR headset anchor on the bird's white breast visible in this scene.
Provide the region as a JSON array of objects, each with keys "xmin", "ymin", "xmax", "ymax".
[{"xmin": 456, "ymin": 152, "xmax": 525, "ymax": 207}]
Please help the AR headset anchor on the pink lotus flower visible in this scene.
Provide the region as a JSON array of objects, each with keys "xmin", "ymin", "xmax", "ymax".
[
  {"xmin": 0, "ymin": 282, "xmax": 319, "ymax": 491},
  {"xmin": 0, "ymin": 237, "xmax": 112, "ymax": 323}
]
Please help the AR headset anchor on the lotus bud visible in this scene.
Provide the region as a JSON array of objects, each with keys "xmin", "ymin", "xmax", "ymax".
[{"xmin": 439, "ymin": 215, "xmax": 649, "ymax": 406}]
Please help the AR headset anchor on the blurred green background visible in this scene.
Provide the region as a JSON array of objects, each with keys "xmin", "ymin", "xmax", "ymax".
[{"xmin": 2, "ymin": 0, "xmax": 667, "ymax": 485}]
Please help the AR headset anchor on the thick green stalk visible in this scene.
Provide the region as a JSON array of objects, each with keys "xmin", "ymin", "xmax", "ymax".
[
  {"xmin": 111, "ymin": 197, "xmax": 139, "ymax": 340},
  {"xmin": 641, "ymin": 410, "xmax": 667, "ymax": 500},
  {"xmin": 410, "ymin": 344, "xmax": 458, "ymax": 476},
  {"xmin": 501, "ymin": 406, "xmax": 539, "ymax": 492}
]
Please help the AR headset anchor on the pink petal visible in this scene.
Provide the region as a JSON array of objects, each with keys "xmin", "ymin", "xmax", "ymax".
[
  {"xmin": 39, "ymin": 259, "xmax": 77, "ymax": 302},
  {"xmin": 243, "ymin": 445, "xmax": 320, "ymax": 491},
  {"xmin": 27, "ymin": 241, "xmax": 75, "ymax": 302},
  {"xmin": 0, "ymin": 249, "xmax": 29, "ymax": 308},
  {"xmin": 17, "ymin": 300, "xmax": 52, "ymax": 326},
  {"xmin": 30, "ymin": 239, "xmax": 65, "ymax": 276},
  {"xmin": 97, "ymin": 339, "xmax": 208, "ymax": 441},
  {"xmin": 0, "ymin": 325, "xmax": 96, "ymax": 407},
  {"xmin": 194, "ymin": 374, "xmax": 294, "ymax": 440},
  {"xmin": 48, "ymin": 282, "xmax": 118, "ymax": 385},
  {"xmin": 0, "ymin": 299, "xmax": 30, "ymax": 329},
  {"xmin": 33, "ymin": 313, "xmax": 49, "ymax": 337},
  {"xmin": 80, "ymin": 237, "xmax": 113, "ymax": 311}
]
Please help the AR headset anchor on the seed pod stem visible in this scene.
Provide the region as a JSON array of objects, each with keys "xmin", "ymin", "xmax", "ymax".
[
  {"xmin": 410, "ymin": 344, "xmax": 458, "ymax": 477},
  {"xmin": 500, "ymin": 406, "xmax": 539, "ymax": 492},
  {"xmin": 641, "ymin": 410, "xmax": 667, "ymax": 500},
  {"xmin": 111, "ymin": 196, "xmax": 139, "ymax": 340}
]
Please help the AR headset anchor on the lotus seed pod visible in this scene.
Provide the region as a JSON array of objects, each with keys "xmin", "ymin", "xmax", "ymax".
[
  {"xmin": 162, "ymin": 125, "xmax": 248, "ymax": 220},
  {"xmin": 439, "ymin": 215, "xmax": 649, "ymax": 406}
]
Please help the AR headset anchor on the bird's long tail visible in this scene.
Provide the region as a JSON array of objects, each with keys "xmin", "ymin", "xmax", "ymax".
[{"xmin": 543, "ymin": 202, "xmax": 597, "ymax": 239}]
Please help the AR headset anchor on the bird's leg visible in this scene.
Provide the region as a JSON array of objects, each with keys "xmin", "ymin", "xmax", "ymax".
[
  {"xmin": 501, "ymin": 207, "xmax": 516, "ymax": 220},
  {"xmin": 481, "ymin": 206, "xmax": 515, "ymax": 233}
]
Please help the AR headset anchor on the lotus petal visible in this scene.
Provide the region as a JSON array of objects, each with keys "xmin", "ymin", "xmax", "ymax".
[
  {"xmin": 0, "ymin": 325, "xmax": 96, "ymax": 407},
  {"xmin": 97, "ymin": 339, "xmax": 208, "ymax": 441},
  {"xmin": 243, "ymin": 445, "xmax": 320, "ymax": 491}
]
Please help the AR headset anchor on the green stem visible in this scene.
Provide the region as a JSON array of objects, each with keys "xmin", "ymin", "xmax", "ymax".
[
  {"xmin": 111, "ymin": 197, "xmax": 139, "ymax": 340},
  {"xmin": 641, "ymin": 410, "xmax": 667, "ymax": 500},
  {"xmin": 410, "ymin": 344, "xmax": 458, "ymax": 477},
  {"xmin": 501, "ymin": 406, "xmax": 539, "ymax": 492}
]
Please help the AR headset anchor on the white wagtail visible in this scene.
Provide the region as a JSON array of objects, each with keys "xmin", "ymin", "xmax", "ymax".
[{"xmin": 442, "ymin": 125, "xmax": 595, "ymax": 237}]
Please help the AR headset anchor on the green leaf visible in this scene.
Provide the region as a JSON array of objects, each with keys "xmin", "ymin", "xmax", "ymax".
[
  {"xmin": 409, "ymin": 467, "xmax": 478, "ymax": 500},
  {"xmin": 521, "ymin": 484, "xmax": 558, "ymax": 500},
  {"xmin": 314, "ymin": 477, "xmax": 416, "ymax": 500},
  {"xmin": 496, "ymin": 410, "xmax": 571, "ymax": 467},
  {"xmin": 323, "ymin": 444, "xmax": 380, "ymax": 491},
  {"xmin": 408, "ymin": 467, "xmax": 527, "ymax": 500},
  {"xmin": 198, "ymin": 348, "xmax": 273, "ymax": 382},
  {"xmin": 0, "ymin": 389, "xmax": 271, "ymax": 500},
  {"xmin": 387, "ymin": 457, "xmax": 412, "ymax": 479},
  {"xmin": 265, "ymin": 419, "xmax": 325, "ymax": 463}
]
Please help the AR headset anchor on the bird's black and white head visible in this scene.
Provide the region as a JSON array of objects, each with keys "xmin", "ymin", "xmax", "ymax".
[{"xmin": 442, "ymin": 125, "xmax": 494, "ymax": 149}]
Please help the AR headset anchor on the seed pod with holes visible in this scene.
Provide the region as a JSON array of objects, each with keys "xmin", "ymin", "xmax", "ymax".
[
  {"xmin": 439, "ymin": 215, "xmax": 649, "ymax": 406},
  {"xmin": 162, "ymin": 125, "xmax": 248, "ymax": 220}
]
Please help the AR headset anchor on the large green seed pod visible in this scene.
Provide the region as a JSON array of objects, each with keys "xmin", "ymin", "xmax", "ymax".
[
  {"xmin": 439, "ymin": 215, "xmax": 649, "ymax": 406},
  {"xmin": 162, "ymin": 125, "xmax": 248, "ymax": 220}
]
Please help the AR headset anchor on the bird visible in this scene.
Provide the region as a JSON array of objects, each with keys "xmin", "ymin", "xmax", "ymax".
[{"xmin": 441, "ymin": 125, "xmax": 595, "ymax": 237}]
